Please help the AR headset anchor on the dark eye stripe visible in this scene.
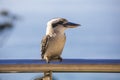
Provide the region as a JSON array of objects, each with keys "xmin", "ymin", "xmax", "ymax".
[
  {"xmin": 52, "ymin": 21, "xmax": 64, "ymax": 28},
  {"xmin": 57, "ymin": 21, "xmax": 64, "ymax": 24}
]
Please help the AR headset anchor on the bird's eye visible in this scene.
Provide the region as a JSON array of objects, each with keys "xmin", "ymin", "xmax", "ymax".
[{"xmin": 58, "ymin": 21, "xmax": 63, "ymax": 24}]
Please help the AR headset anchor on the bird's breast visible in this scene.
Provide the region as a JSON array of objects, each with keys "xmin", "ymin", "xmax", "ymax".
[{"xmin": 45, "ymin": 34, "xmax": 66, "ymax": 57}]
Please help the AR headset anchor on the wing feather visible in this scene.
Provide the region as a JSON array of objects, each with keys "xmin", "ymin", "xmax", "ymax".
[{"xmin": 41, "ymin": 35, "xmax": 50, "ymax": 59}]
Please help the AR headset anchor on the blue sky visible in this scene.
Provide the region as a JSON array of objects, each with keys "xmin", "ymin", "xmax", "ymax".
[
  {"xmin": 0, "ymin": 0, "xmax": 120, "ymax": 80},
  {"xmin": 0, "ymin": 0, "xmax": 120, "ymax": 59}
]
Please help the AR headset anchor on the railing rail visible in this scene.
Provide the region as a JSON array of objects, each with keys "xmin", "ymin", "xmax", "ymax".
[
  {"xmin": 0, "ymin": 59, "xmax": 120, "ymax": 73},
  {"xmin": 0, "ymin": 59, "xmax": 120, "ymax": 80}
]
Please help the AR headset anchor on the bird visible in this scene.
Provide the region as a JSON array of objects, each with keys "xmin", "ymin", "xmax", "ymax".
[{"xmin": 41, "ymin": 18, "xmax": 80, "ymax": 63}]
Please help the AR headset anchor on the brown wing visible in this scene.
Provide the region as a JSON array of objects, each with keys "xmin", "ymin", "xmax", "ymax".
[{"xmin": 41, "ymin": 35, "xmax": 50, "ymax": 59}]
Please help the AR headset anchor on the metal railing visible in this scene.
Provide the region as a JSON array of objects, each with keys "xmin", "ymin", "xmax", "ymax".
[{"xmin": 0, "ymin": 59, "xmax": 120, "ymax": 80}]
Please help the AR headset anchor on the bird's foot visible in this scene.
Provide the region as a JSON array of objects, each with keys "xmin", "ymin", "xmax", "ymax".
[
  {"xmin": 46, "ymin": 60, "xmax": 50, "ymax": 63},
  {"xmin": 58, "ymin": 57, "xmax": 62, "ymax": 62}
]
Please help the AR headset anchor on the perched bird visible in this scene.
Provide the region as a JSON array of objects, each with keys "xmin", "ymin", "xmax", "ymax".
[{"xmin": 41, "ymin": 18, "xmax": 80, "ymax": 63}]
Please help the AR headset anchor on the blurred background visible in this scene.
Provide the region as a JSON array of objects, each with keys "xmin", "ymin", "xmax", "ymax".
[{"xmin": 0, "ymin": 0, "xmax": 120, "ymax": 80}]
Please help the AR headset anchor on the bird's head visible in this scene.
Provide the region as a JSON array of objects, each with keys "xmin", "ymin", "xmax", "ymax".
[
  {"xmin": 47, "ymin": 18, "xmax": 80, "ymax": 28},
  {"xmin": 46, "ymin": 18, "xmax": 80, "ymax": 35}
]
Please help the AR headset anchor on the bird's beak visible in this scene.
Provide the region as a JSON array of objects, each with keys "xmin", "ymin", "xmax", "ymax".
[{"xmin": 64, "ymin": 22, "xmax": 80, "ymax": 28}]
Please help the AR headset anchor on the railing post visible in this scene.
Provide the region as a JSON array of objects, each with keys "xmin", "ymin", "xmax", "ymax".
[
  {"xmin": 43, "ymin": 71, "xmax": 52, "ymax": 80},
  {"xmin": 34, "ymin": 71, "xmax": 52, "ymax": 80}
]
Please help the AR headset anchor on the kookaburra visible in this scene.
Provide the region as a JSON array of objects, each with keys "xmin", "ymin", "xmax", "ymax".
[{"xmin": 41, "ymin": 18, "xmax": 80, "ymax": 63}]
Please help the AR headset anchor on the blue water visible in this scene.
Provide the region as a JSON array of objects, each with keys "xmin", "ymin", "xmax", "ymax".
[{"xmin": 0, "ymin": 0, "xmax": 120, "ymax": 80}]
